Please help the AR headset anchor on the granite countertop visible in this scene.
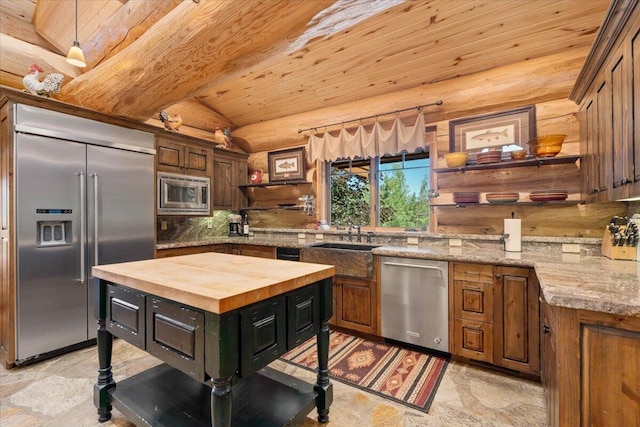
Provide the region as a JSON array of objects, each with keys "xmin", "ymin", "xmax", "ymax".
[
  {"xmin": 371, "ymin": 245, "xmax": 640, "ymax": 318},
  {"xmin": 156, "ymin": 236, "xmax": 640, "ymax": 317}
]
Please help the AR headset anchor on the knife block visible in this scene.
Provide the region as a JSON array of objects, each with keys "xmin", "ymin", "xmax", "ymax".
[{"xmin": 601, "ymin": 227, "xmax": 637, "ymax": 260}]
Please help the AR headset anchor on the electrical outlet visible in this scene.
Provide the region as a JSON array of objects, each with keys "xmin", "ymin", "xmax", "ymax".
[
  {"xmin": 407, "ymin": 236, "xmax": 419, "ymax": 245},
  {"xmin": 562, "ymin": 243, "xmax": 580, "ymax": 254},
  {"xmin": 206, "ymin": 219, "xmax": 213, "ymax": 229},
  {"xmin": 161, "ymin": 221, "xmax": 168, "ymax": 231},
  {"xmin": 449, "ymin": 238, "xmax": 462, "ymax": 247}
]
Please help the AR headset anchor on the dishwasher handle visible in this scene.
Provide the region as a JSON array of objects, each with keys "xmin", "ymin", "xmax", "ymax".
[{"xmin": 382, "ymin": 261, "xmax": 444, "ymax": 274}]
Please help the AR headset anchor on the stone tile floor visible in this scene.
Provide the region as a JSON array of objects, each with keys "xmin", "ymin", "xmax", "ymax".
[{"xmin": 0, "ymin": 339, "xmax": 546, "ymax": 426}]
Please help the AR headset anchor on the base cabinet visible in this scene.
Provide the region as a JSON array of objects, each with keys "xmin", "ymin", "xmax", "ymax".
[
  {"xmin": 451, "ymin": 262, "xmax": 539, "ymax": 376},
  {"xmin": 542, "ymin": 301, "xmax": 640, "ymax": 427},
  {"xmin": 332, "ymin": 276, "xmax": 377, "ymax": 335}
]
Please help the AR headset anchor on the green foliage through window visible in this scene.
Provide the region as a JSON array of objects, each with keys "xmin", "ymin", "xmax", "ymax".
[{"xmin": 329, "ymin": 153, "xmax": 430, "ymax": 229}]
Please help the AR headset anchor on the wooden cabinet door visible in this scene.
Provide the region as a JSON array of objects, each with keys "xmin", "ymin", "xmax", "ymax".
[
  {"xmin": 581, "ymin": 325, "xmax": 640, "ymax": 427},
  {"xmin": 336, "ymin": 276, "xmax": 377, "ymax": 335},
  {"xmin": 541, "ymin": 301, "xmax": 558, "ymax": 427},
  {"xmin": 237, "ymin": 244, "xmax": 275, "ymax": 259},
  {"xmin": 632, "ymin": 20, "xmax": 640, "ymax": 197},
  {"xmin": 156, "ymin": 137, "xmax": 211, "ymax": 177},
  {"xmin": 184, "ymin": 145, "xmax": 212, "ymax": 177},
  {"xmin": 494, "ymin": 266, "xmax": 540, "ymax": 375},
  {"xmin": 157, "ymin": 139, "xmax": 185, "ymax": 174},
  {"xmin": 156, "ymin": 246, "xmax": 211, "ymax": 258},
  {"xmin": 454, "ymin": 318, "xmax": 494, "ymax": 362},
  {"xmin": 609, "ymin": 42, "xmax": 633, "ymax": 199},
  {"xmin": 213, "ymin": 156, "xmax": 233, "ymax": 210}
]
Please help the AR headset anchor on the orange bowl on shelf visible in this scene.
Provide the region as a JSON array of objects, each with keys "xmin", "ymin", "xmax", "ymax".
[
  {"xmin": 527, "ymin": 134, "xmax": 567, "ymax": 158},
  {"xmin": 444, "ymin": 152, "xmax": 468, "ymax": 168}
]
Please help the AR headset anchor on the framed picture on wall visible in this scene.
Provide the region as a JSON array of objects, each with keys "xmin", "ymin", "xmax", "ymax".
[
  {"xmin": 268, "ymin": 147, "xmax": 306, "ymax": 182},
  {"xmin": 448, "ymin": 106, "xmax": 536, "ymax": 155}
]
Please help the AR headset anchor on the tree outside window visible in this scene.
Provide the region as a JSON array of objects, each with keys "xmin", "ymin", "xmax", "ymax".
[{"xmin": 329, "ymin": 152, "xmax": 430, "ymax": 229}]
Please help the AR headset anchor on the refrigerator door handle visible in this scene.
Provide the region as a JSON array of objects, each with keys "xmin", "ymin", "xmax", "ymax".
[
  {"xmin": 92, "ymin": 173, "xmax": 99, "ymax": 266},
  {"xmin": 78, "ymin": 171, "xmax": 86, "ymax": 284}
]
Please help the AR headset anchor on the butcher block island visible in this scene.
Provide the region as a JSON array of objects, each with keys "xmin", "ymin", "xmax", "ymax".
[{"xmin": 91, "ymin": 253, "xmax": 335, "ymax": 427}]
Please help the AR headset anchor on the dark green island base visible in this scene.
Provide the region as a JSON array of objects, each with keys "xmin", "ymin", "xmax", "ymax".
[{"xmin": 92, "ymin": 271, "xmax": 333, "ymax": 427}]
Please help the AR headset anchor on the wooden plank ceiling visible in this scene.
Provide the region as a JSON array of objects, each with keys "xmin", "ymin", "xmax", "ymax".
[{"xmin": 0, "ymin": 0, "xmax": 611, "ymax": 152}]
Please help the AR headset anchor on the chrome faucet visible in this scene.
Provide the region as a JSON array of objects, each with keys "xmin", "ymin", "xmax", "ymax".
[
  {"xmin": 500, "ymin": 233, "xmax": 510, "ymax": 251},
  {"xmin": 347, "ymin": 226, "xmax": 353, "ymax": 242},
  {"xmin": 352, "ymin": 225, "xmax": 362, "ymax": 242},
  {"xmin": 366, "ymin": 231, "xmax": 374, "ymax": 244}
]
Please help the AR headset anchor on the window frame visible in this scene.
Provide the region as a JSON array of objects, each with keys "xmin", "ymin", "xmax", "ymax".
[{"xmin": 325, "ymin": 149, "xmax": 431, "ymax": 229}]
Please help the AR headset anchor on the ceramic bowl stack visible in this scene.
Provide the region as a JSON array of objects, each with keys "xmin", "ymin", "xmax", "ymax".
[
  {"xmin": 529, "ymin": 189, "xmax": 568, "ymax": 202},
  {"xmin": 476, "ymin": 150, "xmax": 503, "ymax": 164},
  {"xmin": 453, "ymin": 192, "xmax": 480, "ymax": 204},
  {"xmin": 486, "ymin": 192, "xmax": 520, "ymax": 204}
]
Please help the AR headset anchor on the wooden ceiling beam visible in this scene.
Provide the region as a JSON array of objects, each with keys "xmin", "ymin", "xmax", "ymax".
[
  {"xmin": 58, "ymin": 0, "xmax": 338, "ymax": 121},
  {"xmin": 0, "ymin": 33, "xmax": 81, "ymax": 90},
  {"xmin": 83, "ymin": 0, "xmax": 182, "ymax": 70}
]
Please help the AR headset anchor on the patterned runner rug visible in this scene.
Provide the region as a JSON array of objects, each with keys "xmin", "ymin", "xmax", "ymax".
[{"xmin": 280, "ymin": 331, "xmax": 449, "ymax": 413}]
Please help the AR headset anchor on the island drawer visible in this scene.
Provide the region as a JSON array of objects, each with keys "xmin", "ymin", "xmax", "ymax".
[
  {"xmin": 239, "ymin": 296, "xmax": 287, "ymax": 377},
  {"xmin": 147, "ymin": 297, "xmax": 205, "ymax": 382},
  {"xmin": 106, "ymin": 284, "xmax": 146, "ymax": 348},
  {"xmin": 286, "ymin": 284, "xmax": 320, "ymax": 349}
]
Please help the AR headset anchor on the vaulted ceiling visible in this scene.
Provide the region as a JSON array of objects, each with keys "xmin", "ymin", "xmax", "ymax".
[{"xmin": 0, "ymin": 0, "xmax": 611, "ymax": 152}]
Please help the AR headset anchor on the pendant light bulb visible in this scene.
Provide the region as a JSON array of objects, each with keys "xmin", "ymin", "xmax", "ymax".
[
  {"xmin": 67, "ymin": 41, "xmax": 86, "ymax": 68},
  {"xmin": 66, "ymin": 0, "xmax": 86, "ymax": 68}
]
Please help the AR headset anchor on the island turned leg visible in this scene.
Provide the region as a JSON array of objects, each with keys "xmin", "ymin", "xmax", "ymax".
[
  {"xmin": 93, "ymin": 279, "xmax": 115, "ymax": 422},
  {"xmin": 211, "ymin": 376, "xmax": 232, "ymax": 427},
  {"xmin": 314, "ymin": 278, "xmax": 333, "ymax": 423}
]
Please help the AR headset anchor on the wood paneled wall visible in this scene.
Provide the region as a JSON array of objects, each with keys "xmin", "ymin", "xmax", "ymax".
[
  {"xmin": 244, "ymin": 98, "xmax": 627, "ymax": 236},
  {"xmin": 245, "ymin": 147, "xmax": 319, "ymax": 229}
]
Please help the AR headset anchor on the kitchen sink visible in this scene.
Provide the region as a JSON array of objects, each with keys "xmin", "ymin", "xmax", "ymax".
[
  {"xmin": 302, "ymin": 243, "xmax": 379, "ymax": 278},
  {"xmin": 310, "ymin": 242, "xmax": 380, "ymax": 251}
]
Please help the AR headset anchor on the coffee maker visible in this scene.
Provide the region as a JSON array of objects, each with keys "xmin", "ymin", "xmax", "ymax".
[{"xmin": 228, "ymin": 214, "xmax": 242, "ymax": 236}]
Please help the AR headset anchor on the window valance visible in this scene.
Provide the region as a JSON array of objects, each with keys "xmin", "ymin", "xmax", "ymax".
[{"xmin": 307, "ymin": 114, "xmax": 426, "ymax": 162}]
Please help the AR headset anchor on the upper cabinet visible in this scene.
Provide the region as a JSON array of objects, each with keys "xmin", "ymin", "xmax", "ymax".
[
  {"xmin": 156, "ymin": 134, "xmax": 212, "ymax": 177},
  {"xmin": 571, "ymin": 1, "xmax": 640, "ymax": 201},
  {"xmin": 212, "ymin": 150, "xmax": 248, "ymax": 211}
]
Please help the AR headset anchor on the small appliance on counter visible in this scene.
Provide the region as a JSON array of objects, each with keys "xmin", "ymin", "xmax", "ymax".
[{"xmin": 228, "ymin": 214, "xmax": 243, "ymax": 236}]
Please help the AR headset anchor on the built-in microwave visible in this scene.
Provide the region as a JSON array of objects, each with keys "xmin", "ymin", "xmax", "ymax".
[{"xmin": 157, "ymin": 172, "xmax": 210, "ymax": 215}]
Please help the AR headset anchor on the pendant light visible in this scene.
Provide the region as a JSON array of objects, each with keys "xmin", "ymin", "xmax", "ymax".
[{"xmin": 66, "ymin": 0, "xmax": 86, "ymax": 68}]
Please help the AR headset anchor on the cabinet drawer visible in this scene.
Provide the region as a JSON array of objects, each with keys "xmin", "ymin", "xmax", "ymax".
[
  {"xmin": 454, "ymin": 319, "xmax": 493, "ymax": 362},
  {"xmin": 453, "ymin": 262, "xmax": 493, "ymax": 284},
  {"xmin": 454, "ymin": 280, "xmax": 494, "ymax": 323},
  {"xmin": 239, "ymin": 296, "xmax": 286, "ymax": 377},
  {"xmin": 146, "ymin": 297, "xmax": 205, "ymax": 382},
  {"xmin": 286, "ymin": 285, "xmax": 320, "ymax": 349},
  {"xmin": 106, "ymin": 284, "xmax": 145, "ymax": 349}
]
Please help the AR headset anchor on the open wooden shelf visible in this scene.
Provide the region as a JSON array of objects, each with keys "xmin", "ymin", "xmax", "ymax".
[
  {"xmin": 432, "ymin": 200, "xmax": 585, "ymax": 208},
  {"xmin": 239, "ymin": 181, "xmax": 311, "ymax": 188},
  {"xmin": 433, "ymin": 155, "xmax": 580, "ymax": 173}
]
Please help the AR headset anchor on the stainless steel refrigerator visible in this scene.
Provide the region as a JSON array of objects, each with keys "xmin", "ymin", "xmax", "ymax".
[{"xmin": 14, "ymin": 104, "xmax": 155, "ymax": 364}]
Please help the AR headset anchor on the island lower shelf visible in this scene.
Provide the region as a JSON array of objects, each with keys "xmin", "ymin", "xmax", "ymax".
[{"xmin": 108, "ymin": 364, "xmax": 317, "ymax": 427}]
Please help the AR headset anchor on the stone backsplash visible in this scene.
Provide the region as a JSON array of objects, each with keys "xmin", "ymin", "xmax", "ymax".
[{"xmin": 157, "ymin": 211, "xmax": 231, "ymax": 243}]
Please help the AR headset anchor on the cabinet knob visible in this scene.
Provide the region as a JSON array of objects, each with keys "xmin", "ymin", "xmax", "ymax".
[
  {"xmin": 494, "ymin": 274, "xmax": 501, "ymax": 280},
  {"xmin": 543, "ymin": 325, "xmax": 551, "ymax": 334}
]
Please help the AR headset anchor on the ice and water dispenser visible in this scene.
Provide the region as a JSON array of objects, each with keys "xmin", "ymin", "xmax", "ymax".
[{"xmin": 36, "ymin": 209, "xmax": 72, "ymax": 247}]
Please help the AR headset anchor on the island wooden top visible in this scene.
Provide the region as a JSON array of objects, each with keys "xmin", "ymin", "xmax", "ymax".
[{"xmin": 92, "ymin": 253, "xmax": 335, "ymax": 314}]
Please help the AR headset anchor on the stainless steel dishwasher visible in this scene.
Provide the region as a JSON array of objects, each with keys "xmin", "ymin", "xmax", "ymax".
[{"xmin": 380, "ymin": 256, "xmax": 449, "ymax": 353}]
